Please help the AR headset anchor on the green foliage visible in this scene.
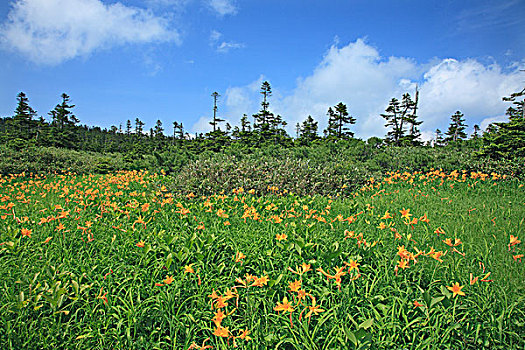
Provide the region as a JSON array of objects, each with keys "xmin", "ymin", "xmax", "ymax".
[{"xmin": 479, "ymin": 87, "xmax": 525, "ymax": 159}]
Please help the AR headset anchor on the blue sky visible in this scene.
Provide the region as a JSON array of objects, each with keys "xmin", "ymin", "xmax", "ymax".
[{"xmin": 1, "ymin": 0, "xmax": 524, "ymax": 139}]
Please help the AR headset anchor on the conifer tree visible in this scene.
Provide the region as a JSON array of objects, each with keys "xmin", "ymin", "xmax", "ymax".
[
  {"xmin": 126, "ymin": 120, "xmax": 132, "ymax": 135},
  {"xmin": 12, "ymin": 92, "xmax": 38, "ymax": 141},
  {"xmin": 480, "ymin": 87, "xmax": 525, "ymax": 158},
  {"xmin": 48, "ymin": 93, "xmax": 79, "ymax": 148},
  {"xmin": 444, "ymin": 111, "xmax": 468, "ymax": 143},
  {"xmin": 299, "ymin": 115, "xmax": 318, "ymax": 142}
]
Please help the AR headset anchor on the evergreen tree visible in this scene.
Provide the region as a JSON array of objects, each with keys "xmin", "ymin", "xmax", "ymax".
[
  {"xmin": 126, "ymin": 120, "xmax": 132, "ymax": 135},
  {"xmin": 299, "ymin": 115, "xmax": 318, "ymax": 142},
  {"xmin": 154, "ymin": 119, "xmax": 164, "ymax": 138},
  {"xmin": 48, "ymin": 93, "xmax": 80, "ymax": 148},
  {"xmin": 471, "ymin": 125, "xmax": 481, "ymax": 139},
  {"xmin": 333, "ymin": 102, "xmax": 356, "ymax": 139},
  {"xmin": 400, "ymin": 93, "xmax": 422, "ymax": 145},
  {"xmin": 381, "ymin": 93, "xmax": 421, "ymax": 146},
  {"xmin": 12, "ymin": 92, "xmax": 38, "ymax": 142},
  {"xmin": 135, "ymin": 118, "xmax": 145, "ymax": 137},
  {"xmin": 444, "ymin": 111, "xmax": 468, "ymax": 143},
  {"xmin": 434, "ymin": 129, "xmax": 444, "ymax": 147},
  {"xmin": 381, "ymin": 98, "xmax": 402, "ymax": 145},
  {"xmin": 253, "ymin": 81, "xmax": 274, "ymax": 136},
  {"xmin": 480, "ymin": 87, "xmax": 525, "ymax": 158},
  {"xmin": 324, "ymin": 107, "xmax": 338, "ymax": 139}
]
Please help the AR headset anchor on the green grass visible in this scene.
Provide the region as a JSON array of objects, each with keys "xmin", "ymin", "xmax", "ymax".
[{"xmin": 0, "ymin": 170, "xmax": 523, "ymax": 349}]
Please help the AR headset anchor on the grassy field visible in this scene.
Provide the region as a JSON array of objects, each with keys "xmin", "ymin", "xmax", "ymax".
[{"xmin": 0, "ymin": 169, "xmax": 524, "ymax": 349}]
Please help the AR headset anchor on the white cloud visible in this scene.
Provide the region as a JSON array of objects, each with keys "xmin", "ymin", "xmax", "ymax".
[
  {"xmin": 208, "ymin": 0, "xmax": 237, "ymax": 16},
  {"xmin": 0, "ymin": 0, "xmax": 180, "ymax": 65},
  {"xmin": 209, "ymin": 29, "xmax": 244, "ymax": 53},
  {"xmin": 480, "ymin": 115, "xmax": 508, "ymax": 131},
  {"xmin": 215, "ymin": 39, "xmax": 523, "ymax": 140}
]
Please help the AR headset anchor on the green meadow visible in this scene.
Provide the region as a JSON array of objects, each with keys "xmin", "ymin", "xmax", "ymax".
[{"xmin": 0, "ymin": 169, "xmax": 523, "ymax": 349}]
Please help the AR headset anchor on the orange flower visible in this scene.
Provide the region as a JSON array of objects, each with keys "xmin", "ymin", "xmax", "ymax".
[
  {"xmin": 141, "ymin": 203, "xmax": 150, "ymax": 212},
  {"xmin": 397, "ymin": 259, "xmax": 409, "ymax": 270},
  {"xmin": 344, "ymin": 259, "xmax": 359, "ymax": 272},
  {"xmin": 184, "ymin": 264, "xmax": 195, "ymax": 274},
  {"xmin": 276, "ymin": 233, "xmax": 287, "ymax": 241},
  {"xmin": 236, "ymin": 328, "xmax": 251, "ymax": 340},
  {"xmin": 304, "ymin": 296, "xmax": 325, "ymax": 320},
  {"xmin": 163, "ymin": 275, "xmax": 174, "ymax": 285},
  {"xmin": 434, "ymin": 227, "xmax": 445, "ymax": 235},
  {"xmin": 274, "ymin": 296, "xmax": 294, "ymax": 313},
  {"xmin": 21, "ymin": 228, "xmax": 32, "ymax": 238},
  {"xmin": 513, "ymin": 254, "xmax": 523, "ymax": 262},
  {"xmin": 447, "ymin": 282, "xmax": 466, "ymax": 297},
  {"xmin": 381, "ymin": 210, "xmax": 393, "ymax": 220},
  {"xmin": 212, "ymin": 309, "xmax": 226, "ymax": 327},
  {"xmin": 413, "ymin": 300, "xmax": 425, "ymax": 308},
  {"xmin": 377, "ymin": 222, "xmax": 387, "ymax": 230},
  {"xmin": 136, "ymin": 241, "xmax": 145, "ymax": 248},
  {"xmin": 288, "ymin": 279, "xmax": 302, "ymax": 293},
  {"xmin": 251, "ymin": 275, "xmax": 269, "ymax": 287},
  {"xmin": 419, "ymin": 213, "xmax": 430, "ymax": 223},
  {"xmin": 213, "ymin": 325, "xmax": 229, "ymax": 338},
  {"xmin": 400, "ymin": 208, "xmax": 412, "ymax": 220},
  {"xmin": 509, "ymin": 235, "xmax": 521, "ymax": 248},
  {"xmin": 234, "ymin": 251, "xmax": 246, "ymax": 263}
]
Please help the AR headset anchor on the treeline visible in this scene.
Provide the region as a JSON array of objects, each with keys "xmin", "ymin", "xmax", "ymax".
[{"xmin": 1, "ymin": 82, "xmax": 524, "ymax": 159}]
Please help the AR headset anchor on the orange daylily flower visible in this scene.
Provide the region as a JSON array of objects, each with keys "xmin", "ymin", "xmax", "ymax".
[
  {"xmin": 274, "ymin": 296, "xmax": 294, "ymax": 313},
  {"xmin": 184, "ymin": 264, "xmax": 195, "ymax": 274},
  {"xmin": 163, "ymin": 275, "xmax": 174, "ymax": 285},
  {"xmin": 288, "ymin": 279, "xmax": 302, "ymax": 293},
  {"xmin": 136, "ymin": 241, "xmax": 145, "ymax": 248},
  {"xmin": 381, "ymin": 210, "xmax": 393, "ymax": 220},
  {"xmin": 447, "ymin": 282, "xmax": 466, "ymax": 297},
  {"xmin": 234, "ymin": 251, "xmax": 246, "ymax": 263},
  {"xmin": 509, "ymin": 235, "xmax": 521, "ymax": 249},
  {"xmin": 21, "ymin": 228, "xmax": 32, "ymax": 238},
  {"xmin": 213, "ymin": 325, "xmax": 229, "ymax": 338},
  {"xmin": 400, "ymin": 208, "xmax": 412, "ymax": 220},
  {"xmin": 413, "ymin": 300, "xmax": 425, "ymax": 308},
  {"xmin": 276, "ymin": 233, "xmax": 287, "ymax": 241}
]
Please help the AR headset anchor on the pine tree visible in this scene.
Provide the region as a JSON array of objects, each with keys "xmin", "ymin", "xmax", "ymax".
[
  {"xmin": 324, "ymin": 107, "xmax": 338, "ymax": 139},
  {"xmin": 253, "ymin": 81, "xmax": 274, "ymax": 136},
  {"xmin": 154, "ymin": 119, "xmax": 164, "ymax": 138},
  {"xmin": 444, "ymin": 111, "xmax": 468, "ymax": 143},
  {"xmin": 480, "ymin": 87, "xmax": 525, "ymax": 158},
  {"xmin": 48, "ymin": 93, "xmax": 80, "ymax": 148},
  {"xmin": 381, "ymin": 98, "xmax": 402, "ymax": 145},
  {"xmin": 126, "ymin": 120, "xmax": 132, "ymax": 135},
  {"xmin": 434, "ymin": 129, "xmax": 444, "ymax": 147},
  {"xmin": 135, "ymin": 118, "xmax": 145, "ymax": 137},
  {"xmin": 381, "ymin": 93, "xmax": 421, "ymax": 146},
  {"xmin": 299, "ymin": 115, "xmax": 318, "ymax": 142},
  {"xmin": 333, "ymin": 102, "xmax": 356, "ymax": 139},
  {"xmin": 12, "ymin": 92, "xmax": 38, "ymax": 141}
]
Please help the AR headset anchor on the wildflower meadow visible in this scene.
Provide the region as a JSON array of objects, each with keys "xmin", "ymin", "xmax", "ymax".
[{"xmin": 0, "ymin": 169, "xmax": 524, "ymax": 349}]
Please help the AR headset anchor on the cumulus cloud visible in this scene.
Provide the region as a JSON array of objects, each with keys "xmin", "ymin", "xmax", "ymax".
[
  {"xmin": 0, "ymin": 0, "xmax": 180, "ymax": 65},
  {"xmin": 216, "ymin": 39, "xmax": 523, "ymax": 140},
  {"xmin": 208, "ymin": 0, "xmax": 237, "ymax": 16},
  {"xmin": 209, "ymin": 29, "xmax": 244, "ymax": 53}
]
